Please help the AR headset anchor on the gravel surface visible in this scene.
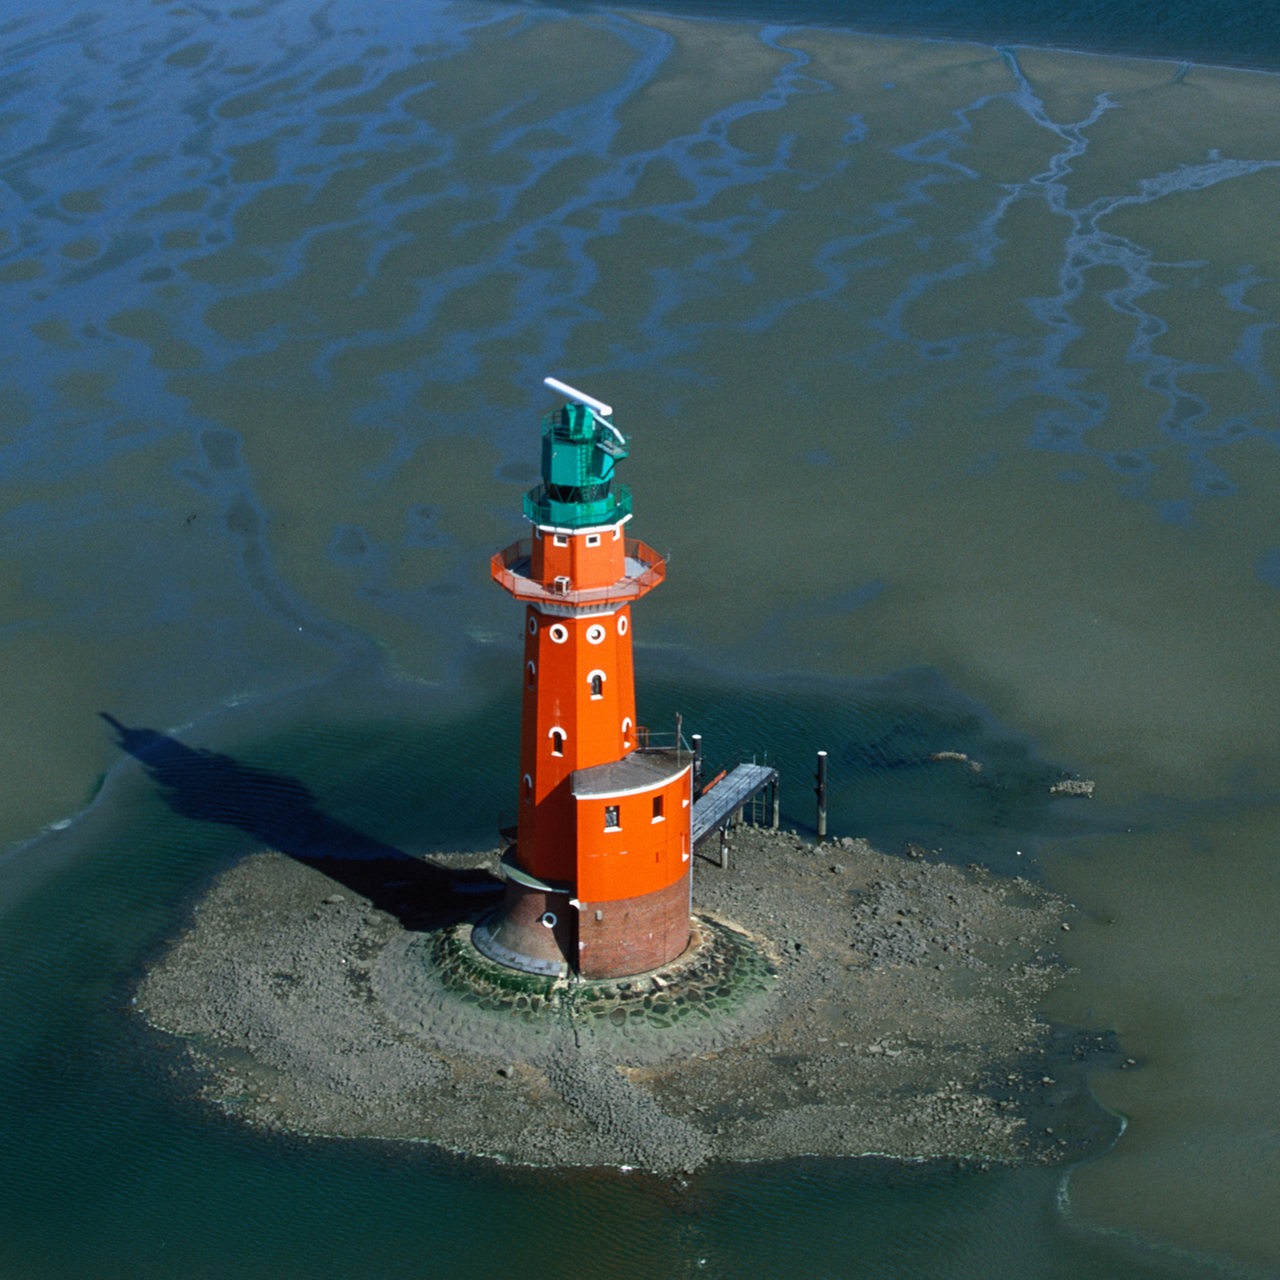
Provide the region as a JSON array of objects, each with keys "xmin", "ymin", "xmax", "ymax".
[{"xmin": 137, "ymin": 828, "xmax": 1119, "ymax": 1175}]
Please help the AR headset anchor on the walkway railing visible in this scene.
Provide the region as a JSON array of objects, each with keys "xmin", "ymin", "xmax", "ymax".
[
  {"xmin": 490, "ymin": 537, "xmax": 666, "ymax": 605},
  {"xmin": 691, "ymin": 762, "xmax": 779, "ymax": 847}
]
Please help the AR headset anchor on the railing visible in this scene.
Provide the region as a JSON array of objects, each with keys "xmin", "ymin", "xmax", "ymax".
[
  {"xmin": 490, "ymin": 537, "xmax": 666, "ymax": 605},
  {"xmin": 522, "ymin": 485, "xmax": 633, "ymax": 529},
  {"xmin": 634, "ymin": 727, "xmax": 687, "ymax": 753},
  {"xmin": 690, "ymin": 761, "xmax": 780, "ymax": 848}
]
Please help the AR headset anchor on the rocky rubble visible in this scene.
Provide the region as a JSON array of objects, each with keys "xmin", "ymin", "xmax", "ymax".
[{"xmin": 137, "ymin": 827, "xmax": 1118, "ymax": 1174}]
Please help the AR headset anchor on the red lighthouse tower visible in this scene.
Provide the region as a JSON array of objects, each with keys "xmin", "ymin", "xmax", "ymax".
[{"xmin": 475, "ymin": 379, "xmax": 693, "ymax": 980}]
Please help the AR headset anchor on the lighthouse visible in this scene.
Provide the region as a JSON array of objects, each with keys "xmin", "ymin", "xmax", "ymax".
[{"xmin": 474, "ymin": 380, "xmax": 693, "ymax": 981}]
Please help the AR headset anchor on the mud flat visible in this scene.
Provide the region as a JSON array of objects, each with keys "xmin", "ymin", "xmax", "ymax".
[{"xmin": 136, "ymin": 829, "xmax": 1120, "ymax": 1176}]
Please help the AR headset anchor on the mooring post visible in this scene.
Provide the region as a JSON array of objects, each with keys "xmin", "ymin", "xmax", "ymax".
[
  {"xmin": 815, "ymin": 750, "xmax": 828, "ymax": 840},
  {"xmin": 692, "ymin": 733, "xmax": 703, "ymax": 790}
]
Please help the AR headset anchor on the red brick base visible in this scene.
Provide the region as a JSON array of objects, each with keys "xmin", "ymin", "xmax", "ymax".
[
  {"xmin": 576, "ymin": 871, "xmax": 692, "ymax": 980},
  {"xmin": 472, "ymin": 880, "xmax": 574, "ymax": 976}
]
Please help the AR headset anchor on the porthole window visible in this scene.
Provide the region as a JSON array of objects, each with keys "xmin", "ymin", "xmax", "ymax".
[
  {"xmin": 585, "ymin": 623, "xmax": 606, "ymax": 645},
  {"xmin": 617, "ymin": 614, "xmax": 628, "ymax": 636},
  {"xmin": 528, "ymin": 616, "xmax": 538, "ymax": 636},
  {"xmin": 549, "ymin": 623, "xmax": 568, "ymax": 644},
  {"xmin": 540, "ymin": 912, "xmax": 557, "ymax": 929}
]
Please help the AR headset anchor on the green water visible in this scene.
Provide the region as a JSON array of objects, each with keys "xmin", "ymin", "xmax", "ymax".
[
  {"xmin": 0, "ymin": 680, "xmax": 1190, "ymax": 1278},
  {"xmin": 4, "ymin": 0, "xmax": 1280, "ymax": 1273}
]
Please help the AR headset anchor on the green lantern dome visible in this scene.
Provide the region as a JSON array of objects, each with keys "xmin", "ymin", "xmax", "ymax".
[{"xmin": 522, "ymin": 395, "xmax": 632, "ymax": 529}]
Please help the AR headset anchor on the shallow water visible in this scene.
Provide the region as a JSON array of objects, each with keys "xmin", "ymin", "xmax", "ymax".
[{"xmin": 3, "ymin": 1, "xmax": 1280, "ymax": 1274}]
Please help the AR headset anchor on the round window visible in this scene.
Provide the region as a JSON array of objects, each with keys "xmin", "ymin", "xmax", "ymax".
[
  {"xmin": 617, "ymin": 614, "xmax": 629, "ymax": 636},
  {"xmin": 528, "ymin": 616, "xmax": 538, "ymax": 635},
  {"xmin": 540, "ymin": 912, "xmax": 558, "ymax": 929},
  {"xmin": 586, "ymin": 623, "xmax": 606, "ymax": 645},
  {"xmin": 549, "ymin": 623, "xmax": 568, "ymax": 644}
]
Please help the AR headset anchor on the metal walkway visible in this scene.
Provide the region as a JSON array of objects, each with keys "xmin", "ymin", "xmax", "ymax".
[{"xmin": 690, "ymin": 762, "xmax": 778, "ymax": 846}]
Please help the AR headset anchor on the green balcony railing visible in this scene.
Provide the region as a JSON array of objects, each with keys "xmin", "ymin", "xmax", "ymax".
[{"xmin": 522, "ymin": 484, "xmax": 632, "ymax": 531}]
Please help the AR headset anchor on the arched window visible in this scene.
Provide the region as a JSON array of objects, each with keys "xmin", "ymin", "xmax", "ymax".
[
  {"xmin": 550, "ymin": 728, "xmax": 565, "ymax": 757},
  {"xmin": 587, "ymin": 669, "xmax": 606, "ymax": 699},
  {"xmin": 526, "ymin": 661, "xmax": 536, "ymax": 689}
]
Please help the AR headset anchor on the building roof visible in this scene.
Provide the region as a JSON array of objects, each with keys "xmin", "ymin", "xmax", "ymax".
[{"xmin": 572, "ymin": 749, "xmax": 690, "ymax": 799}]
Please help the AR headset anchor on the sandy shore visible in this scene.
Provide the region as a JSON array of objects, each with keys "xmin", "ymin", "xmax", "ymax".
[{"xmin": 137, "ymin": 828, "xmax": 1120, "ymax": 1175}]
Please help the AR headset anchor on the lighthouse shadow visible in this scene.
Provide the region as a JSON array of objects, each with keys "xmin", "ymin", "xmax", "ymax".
[{"xmin": 100, "ymin": 713, "xmax": 501, "ymax": 930}]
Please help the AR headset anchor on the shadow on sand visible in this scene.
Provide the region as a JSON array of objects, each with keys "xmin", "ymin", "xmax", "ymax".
[{"xmin": 100, "ymin": 713, "xmax": 501, "ymax": 929}]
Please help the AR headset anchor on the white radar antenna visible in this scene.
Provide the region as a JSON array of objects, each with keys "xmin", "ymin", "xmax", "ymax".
[
  {"xmin": 544, "ymin": 376, "xmax": 613, "ymax": 420},
  {"xmin": 544, "ymin": 376, "xmax": 625, "ymax": 451}
]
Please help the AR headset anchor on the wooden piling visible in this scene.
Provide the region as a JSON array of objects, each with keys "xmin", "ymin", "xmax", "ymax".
[{"xmin": 815, "ymin": 750, "xmax": 828, "ymax": 840}]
